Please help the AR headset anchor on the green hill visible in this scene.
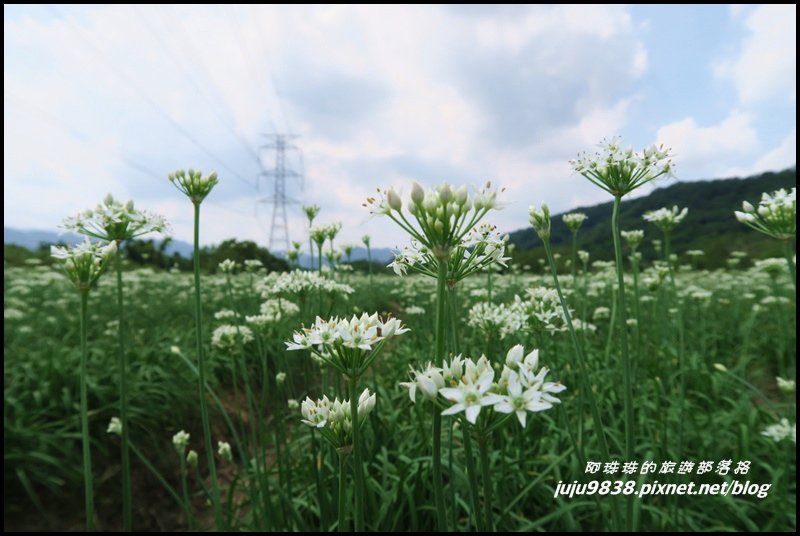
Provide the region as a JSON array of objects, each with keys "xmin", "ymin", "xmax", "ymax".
[{"xmin": 508, "ymin": 168, "xmax": 796, "ymax": 270}]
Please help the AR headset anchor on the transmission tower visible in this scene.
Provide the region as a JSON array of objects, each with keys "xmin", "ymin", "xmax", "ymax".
[{"xmin": 258, "ymin": 134, "xmax": 303, "ymax": 251}]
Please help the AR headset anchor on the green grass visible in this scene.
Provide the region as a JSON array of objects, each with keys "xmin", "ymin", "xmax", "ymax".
[{"xmin": 3, "ymin": 255, "xmax": 796, "ymax": 531}]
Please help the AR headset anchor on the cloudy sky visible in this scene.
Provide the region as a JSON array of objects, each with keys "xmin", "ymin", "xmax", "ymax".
[{"xmin": 4, "ymin": 5, "xmax": 796, "ymax": 249}]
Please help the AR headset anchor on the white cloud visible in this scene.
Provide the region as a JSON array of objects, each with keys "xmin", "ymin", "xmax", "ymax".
[
  {"xmin": 4, "ymin": 5, "xmax": 651, "ymax": 247},
  {"xmin": 656, "ymin": 110, "xmax": 759, "ymax": 176},
  {"xmin": 752, "ymin": 129, "xmax": 796, "ymax": 173},
  {"xmin": 715, "ymin": 4, "xmax": 796, "ymax": 103}
]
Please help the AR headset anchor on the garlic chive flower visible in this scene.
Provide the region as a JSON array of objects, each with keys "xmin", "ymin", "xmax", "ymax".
[
  {"xmin": 621, "ymin": 230, "xmax": 645, "ymax": 251},
  {"xmin": 168, "ymin": 169, "xmax": 219, "ymax": 204},
  {"xmin": 107, "ymin": 417, "xmax": 123, "ymax": 436},
  {"xmin": 562, "ymin": 213, "xmax": 588, "ymax": 233},
  {"xmin": 217, "ymin": 441, "xmax": 233, "ymax": 462},
  {"xmin": 186, "ymin": 450, "xmax": 199, "ymax": 468},
  {"xmin": 303, "ymin": 204, "xmax": 321, "ymax": 224},
  {"xmin": 570, "ymin": 137, "xmax": 673, "ymax": 197},
  {"xmin": 173, "ymin": 430, "xmax": 190, "ymax": 454},
  {"xmin": 528, "ymin": 204, "xmax": 551, "ymax": 241},
  {"xmin": 51, "ymin": 238, "xmax": 117, "ymax": 291},
  {"xmin": 366, "ymin": 181, "xmax": 503, "ymax": 260},
  {"xmin": 300, "ymin": 389, "xmax": 376, "ymax": 449},
  {"xmin": 388, "ymin": 224, "xmax": 510, "ymax": 280},
  {"xmin": 400, "ymin": 363, "xmax": 445, "ymax": 403},
  {"xmin": 286, "ymin": 313, "xmax": 409, "ymax": 378},
  {"xmin": 62, "ymin": 194, "xmax": 170, "ymax": 242},
  {"xmin": 735, "ymin": 188, "xmax": 796, "ymax": 240},
  {"xmin": 643, "ymin": 206, "xmax": 688, "ymax": 232},
  {"xmin": 435, "ymin": 346, "xmax": 565, "ymax": 427}
]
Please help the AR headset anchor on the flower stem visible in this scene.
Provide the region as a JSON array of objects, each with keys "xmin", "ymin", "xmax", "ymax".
[
  {"xmin": 478, "ymin": 435, "xmax": 494, "ymax": 531},
  {"xmin": 432, "ymin": 258, "xmax": 448, "ymax": 531},
  {"xmin": 543, "ymin": 239, "xmax": 621, "ymax": 530},
  {"xmin": 79, "ymin": 290, "xmax": 95, "ymax": 532},
  {"xmin": 461, "ymin": 425, "xmax": 484, "ymax": 532},
  {"xmin": 179, "ymin": 455, "xmax": 195, "ymax": 530},
  {"xmin": 114, "ymin": 247, "xmax": 132, "ymax": 532},
  {"xmin": 783, "ymin": 240, "xmax": 796, "ymax": 291},
  {"xmin": 192, "ymin": 203, "xmax": 224, "ymax": 529},
  {"xmin": 611, "ymin": 195, "xmax": 634, "ymax": 531},
  {"xmin": 366, "ymin": 245, "xmax": 374, "ymax": 289},
  {"xmin": 349, "ymin": 376, "xmax": 365, "ymax": 532},
  {"xmin": 338, "ymin": 452, "xmax": 349, "ymax": 532},
  {"xmin": 571, "ymin": 231, "xmax": 578, "ymax": 281}
]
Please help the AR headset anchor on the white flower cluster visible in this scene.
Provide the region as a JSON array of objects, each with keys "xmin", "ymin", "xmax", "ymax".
[
  {"xmin": 258, "ymin": 269, "xmax": 354, "ymax": 298},
  {"xmin": 761, "ymin": 418, "xmax": 796, "ymax": 444},
  {"xmin": 286, "ymin": 313, "xmax": 409, "ymax": 376},
  {"xmin": 388, "ymin": 223, "xmax": 509, "ymax": 280},
  {"xmin": 466, "ymin": 300, "xmax": 527, "ymax": 340},
  {"xmin": 753, "ymin": 258, "xmax": 788, "ymax": 278},
  {"xmin": 562, "ymin": 212, "xmax": 588, "ymax": 232},
  {"xmin": 245, "ymin": 298, "xmax": 300, "ymax": 328},
  {"xmin": 570, "ymin": 137, "xmax": 673, "ymax": 197},
  {"xmin": 300, "ymin": 389, "xmax": 376, "ymax": 447},
  {"xmin": 400, "ymin": 345, "xmax": 565, "ymax": 427},
  {"xmin": 51, "ymin": 238, "xmax": 117, "ymax": 290},
  {"xmin": 211, "ymin": 324, "xmax": 255, "ymax": 350},
  {"xmin": 643, "ymin": 206, "xmax": 688, "ymax": 232},
  {"xmin": 367, "ymin": 181, "xmax": 502, "ymax": 260},
  {"xmin": 62, "ymin": 193, "xmax": 170, "ymax": 242},
  {"xmin": 168, "ymin": 168, "xmax": 219, "ymax": 204},
  {"xmin": 621, "ymin": 230, "xmax": 645, "ymax": 251},
  {"xmin": 735, "ymin": 188, "xmax": 795, "ymax": 240}
]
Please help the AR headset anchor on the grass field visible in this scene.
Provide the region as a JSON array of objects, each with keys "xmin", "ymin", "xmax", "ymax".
[{"xmin": 4, "ymin": 232, "xmax": 796, "ymax": 530}]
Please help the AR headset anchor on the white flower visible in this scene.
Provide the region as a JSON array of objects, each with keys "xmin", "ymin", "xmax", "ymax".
[
  {"xmin": 776, "ymin": 376, "xmax": 795, "ymax": 393},
  {"xmin": 62, "ymin": 193, "xmax": 170, "ymax": 242},
  {"xmin": 761, "ymin": 418, "xmax": 796, "ymax": 444},
  {"xmin": 439, "ymin": 368, "xmax": 496, "ymax": 424},
  {"xmin": 169, "ymin": 169, "xmax": 219, "ymax": 204},
  {"xmin": 562, "ymin": 213, "xmax": 588, "ymax": 232},
  {"xmin": 400, "ymin": 363, "xmax": 444, "ymax": 403},
  {"xmin": 643, "ymin": 206, "xmax": 688, "ymax": 231},
  {"xmin": 217, "ymin": 440, "xmax": 233, "ymax": 462},
  {"xmin": 173, "ymin": 430, "xmax": 190, "ymax": 453},
  {"xmin": 211, "ymin": 325, "xmax": 254, "ymax": 350},
  {"xmin": 51, "ymin": 238, "xmax": 117, "ymax": 290},
  {"xmin": 492, "ymin": 371, "xmax": 551, "ymax": 427},
  {"xmin": 107, "ymin": 417, "xmax": 123, "ymax": 436},
  {"xmin": 735, "ymin": 188, "xmax": 795, "ymax": 240},
  {"xmin": 287, "ymin": 398, "xmax": 300, "ymax": 410},
  {"xmin": 571, "ymin": 137, "xmax": 673, "ymax": 196},
  {"xmin": 218, "ymin": 259, "xmax": 237, "ymax": 273},
  {"xmin": 528, "ymin": 203, "xmax": 551, "ymax": 240},
  {"xmin": 275, "ymin": 372, "xmax": 287, "ymax": 385}
]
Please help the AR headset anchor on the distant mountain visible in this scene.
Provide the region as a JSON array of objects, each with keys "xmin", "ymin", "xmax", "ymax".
[
  {"xmin": 3, "ymin": 227, "xmax": 395, "ymax": 267},
  {"xmin": 508, "ymin": 168, "xmax": 796, "ymax": 268},
  {"xmin": 287, "ymin": 247, "xmax": 395, "ymax": 269},
  {"xmin": 3, "ymin": 227, "xmax": 194, "ymax": 258}
]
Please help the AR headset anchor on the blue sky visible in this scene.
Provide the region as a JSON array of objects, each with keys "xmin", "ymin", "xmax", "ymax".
[{"xmin": 4, "ymin": 5, "xmax": 796, "ymax": 249}]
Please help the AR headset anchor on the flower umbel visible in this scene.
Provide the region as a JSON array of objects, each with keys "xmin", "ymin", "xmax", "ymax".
[
  {"xmin": 571, "ymin": 137, "xmax": 673, "ymax": 197},
  {"xmin": 643, "ymin": 206, "xmax": 688, "ymax": 232},
  {"xmin": 51, "ymin": 238, "xmax": 117, "ymax": 291},
  {"xmin": 169, "ymin": 169, "xmax": 219, "ymax": 204},
  {"xmin": 735, "ymin": 188, "xmax": 796, "ymax": 240}
]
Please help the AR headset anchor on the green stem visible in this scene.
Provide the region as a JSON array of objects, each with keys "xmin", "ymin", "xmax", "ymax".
[
  {"xmin": 784, "ymin": 240, "xmax": 796, "ymax": 292},
  {"xmin": 114, "ymin": 248, "xmax": 132, "ymax": 531},
  {"xmin": 543, "ymin": 240, "xmax": 620, "ymax": 530},
  {"xmin": 192, "ymin": 203, "xmax": 224, "ymax": 529},
  {"xmin": 349, "ymin": 377, "xmax": 365, "ymax": 532},
  {"xmin": 366, "ymin": 246, "xmax": 373, "ymax": 289},
  {"xmin": 432, "ymin": 258, "xmax": 448, "ymax": 531},
  {"xmin": 478, "ymin": 435, "xmax": 494, "ymax": 531},
  {"xmin": 462, "ymin": 425, "xmax": 484, "ymax": 532},
  {"xmin": 179, "ymin": 455, "xmax": 195, "ymax": 530},
  {"xmin": 338, "ymin": 453, "xmax": 349, "ymax": 532},
  {"xmin": 79, "ymin": 290, "xmax": 95, "ymax": 532},
  {"xmin": 571, "ymin": 231, "xmax": 578, "ymax": 281},
  {"xmin": 611, "ymin": 196, "xmax": 634, "ymax": 531}
]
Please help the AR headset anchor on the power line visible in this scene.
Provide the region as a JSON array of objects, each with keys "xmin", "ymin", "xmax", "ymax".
[
  {"xmin": 46, "ymin": 5, "xmax": 258, "ymax": 191},
  {"xmin": 133, "ymin": 6, "xmax": 263, "ymax": 165}
]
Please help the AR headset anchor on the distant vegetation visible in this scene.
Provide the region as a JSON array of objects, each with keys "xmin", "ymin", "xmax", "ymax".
[{"xmin": 509, "ymin": 168, "xmax": 796, "ymax": 270}]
